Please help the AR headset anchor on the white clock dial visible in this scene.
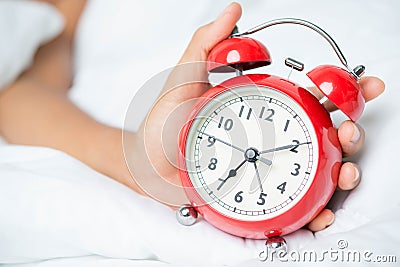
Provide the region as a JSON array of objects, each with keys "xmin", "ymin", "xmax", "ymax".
[{"xmin": 185, "ymin": 85, "xmax": 319, "ymax": 221}]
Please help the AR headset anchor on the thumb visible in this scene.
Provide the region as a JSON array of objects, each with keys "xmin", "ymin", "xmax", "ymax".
[{"xmin": 179, "ymin": 2, "xmax": 242, "ymax": 63}]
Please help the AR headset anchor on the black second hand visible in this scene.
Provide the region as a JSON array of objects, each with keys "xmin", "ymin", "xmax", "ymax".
[{"xmin": 253, "ymin": 162, "xmax": 264, "ymax": 193}]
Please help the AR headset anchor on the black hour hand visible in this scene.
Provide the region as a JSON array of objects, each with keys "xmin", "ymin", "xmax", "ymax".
[{"xmin": 217, "ymin": 159, "xmax": 246, "ymax": 191}]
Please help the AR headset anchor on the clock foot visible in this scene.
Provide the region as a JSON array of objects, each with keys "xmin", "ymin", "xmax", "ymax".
[
  {"xmin": 259, "ymin": 236, "xmax": 287, "ymax": 261},
  {"xmin": 176, "ymin": 204, "xmax": 198, "ymax": 226},
  {"xmin": 266, "ymin": 236, "xmax": 287, "ymax": 254}
]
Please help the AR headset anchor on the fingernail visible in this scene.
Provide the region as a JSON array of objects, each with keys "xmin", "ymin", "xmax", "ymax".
[
  {"xmin": 327, "ymin": 213, "xmax": 335, "ymax": 226},
  {"xmin": 352, "ymin": 165, "xmax": 360, "ymax": 184},
  {"xmin": 350, "ymin": 124, "xmax": 361, "ymax": 143}
]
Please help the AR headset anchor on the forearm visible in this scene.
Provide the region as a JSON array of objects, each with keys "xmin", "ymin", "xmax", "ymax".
[
  {"xmin": 0, "ymin": 78, "xmax": 141, "ymax": 193},
  {"xmin": 0, "ymin": 0, "xmax": 144, "ymax": 194}
]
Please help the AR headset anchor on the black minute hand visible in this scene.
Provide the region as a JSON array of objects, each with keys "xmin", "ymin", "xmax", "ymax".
[
  {"xmin": 259, "ymin": 141, "xmax": 311, "ymax": 154},
  {"xmin": 198, "ymin": 130, "xmax": 272, "ymax": 166},
  {"xmin": 197, "ymin": 130, "xmax": 245, "ymax": 152}
]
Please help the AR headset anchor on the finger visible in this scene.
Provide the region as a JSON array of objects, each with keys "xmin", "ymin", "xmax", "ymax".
[
  {"xmin": 325, "ymin": 76, "xmax": 385, "ymax": 112},
  {"xmin": 308, "ymin": 209, "xmax": 335, "ymax": 232},
  {"xmin": 179, "ymin": 2, "xmax": 242, "ymax": 63},
  {"xmin": 338, "ymin": 162, "xmax": 361, "ymax": 190},
  {"xmin": 338, "ymin": 120, "xmax": 365, "ymax": 157},
  {"xmin": 359, "ymin": 76, "xmax": 385, "ymax": 102},
  {"xmin": 163, "ymin": 3, "xmax": 241, "ymax": 97},
  {"xmin": 308, "ymin": 76, "xmax": 385, "ymax": 112}
]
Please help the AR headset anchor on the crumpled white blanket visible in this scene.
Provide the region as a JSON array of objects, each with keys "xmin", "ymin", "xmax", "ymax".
[
  {"xmin": 0, "ymin": 0, "xmax": 399, "ymax": 266},
  {"xmin": 0, "ymin": 145, "xmax": 263, "ymax": 265}
]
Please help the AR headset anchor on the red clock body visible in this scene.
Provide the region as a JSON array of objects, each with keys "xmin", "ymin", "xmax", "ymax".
[{"xmin": 178, "ymin": 74, "xmax": 342, "ymax": 239}]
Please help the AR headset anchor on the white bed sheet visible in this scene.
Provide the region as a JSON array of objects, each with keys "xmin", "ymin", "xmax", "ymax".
[{"xmin": 1, "ymin": 0, "xmax": 400, "ymax": 266}]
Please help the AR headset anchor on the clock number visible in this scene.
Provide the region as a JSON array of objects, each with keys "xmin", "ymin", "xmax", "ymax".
[
  {"xmin": 238, "ymin": 105, "xmax": 252, "ymax": 120},
  {"xmin": 259, "ymin": 107, "xmax": 275, "ymax": 122},
  {"xmin": 208, "ymin": 158, "xmax": 218, "ymax": 170},
  {"xmin": 264, "ymin": 108, "xmax": 275, "ymax": 122},
  {"xmin": 290, "ymin": 140, "xmax": 300, "ymax": 153},
  {"xmin": 283, "ymin": 119, "xmax": 290, "ymax": 132},
  {"xmin": 291, "ymin": 163, "xmax": 301, "ymax": 176},
  {"xmin": 256, "ymin": 192, "xmax": 268, "ymax": 205},
  {"xmin": 207, "ymin": 136, "xmax": 216, "ymax": 147},
  {"xmin": 234, "ymin": 191, "xmax": 243, "ymax": 203},
  {"xmin": 259, "ymin": 107, "xmax": 264, "ymax": 118},
  {"xmin": 218, "ymin": 116, "xmax": 233, "ymax": 131},
  {"xmin": 277, "ymin": 182, "xmax": 287, "ymax": 194}
]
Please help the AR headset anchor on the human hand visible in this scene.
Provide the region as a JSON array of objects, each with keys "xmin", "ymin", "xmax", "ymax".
[
  {"xmin": 131, "ymin": 2, "xmax": 385, "ymax": 233},
  {"xmin": 130, "ymin": 3, "xmax": 242, "ymax": 205},
  {"xmin": 307, "ymin": 76, "xmax": 384, "ymax": 231}
]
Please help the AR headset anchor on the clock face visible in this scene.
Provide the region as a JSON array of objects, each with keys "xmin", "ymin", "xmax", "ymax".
[{"xmin": 184, "ymin": 85, "xmax": 319, "ymax": 221}]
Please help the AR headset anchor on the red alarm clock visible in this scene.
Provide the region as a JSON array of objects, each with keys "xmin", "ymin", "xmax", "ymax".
[{"xmin": 176, "ymin": 18, "xmax": 365, "ymax": 244}]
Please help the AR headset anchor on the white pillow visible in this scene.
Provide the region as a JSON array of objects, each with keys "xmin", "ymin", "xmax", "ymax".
[{"xmin": 0, "ymin": 0, "xmax": 64, "ymax": 90}]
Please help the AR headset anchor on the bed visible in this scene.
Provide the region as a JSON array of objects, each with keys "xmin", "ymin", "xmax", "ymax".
[{"xmin": 0, "ymin": 0, "xmax": 399, "ymax": 266}]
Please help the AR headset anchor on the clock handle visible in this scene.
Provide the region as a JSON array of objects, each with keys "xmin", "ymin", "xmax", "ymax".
[
  {"xmin": 231, "ymin": 18, "xmax": 361, "ymax": 77},
  {"xmin": 232, "ymin": 18, "xmax": 365, "ymax": 121}
]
